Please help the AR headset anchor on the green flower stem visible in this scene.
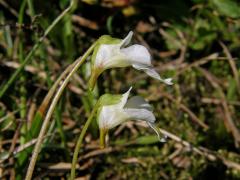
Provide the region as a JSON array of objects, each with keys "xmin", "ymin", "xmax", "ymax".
[
  {"xmin": 100, "ymin": 128, "xmax": 108, "ymax": 149},
  {"xmin": 0, "ymin": 0, "xmax": 77, "ymax": 98},
  {"xmin": 25, "ymin": 42, "xmax": 97, "ymax": 180},
  {"xmin": 88, "ymin": 68, "xmax": 102, "ymax": 91},
  {"xmin": 18, "ymin": 0, "xmax": 27, "ymax": 146},
  {"xmin": 70, "ymin": 102, "xmax": 99, "ymax": 180}
]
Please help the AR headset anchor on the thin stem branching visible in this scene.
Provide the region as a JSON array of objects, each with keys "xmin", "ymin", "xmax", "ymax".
[{"xmin": 25, "ymin": 42, "xmax": 96, "ymax": 180}]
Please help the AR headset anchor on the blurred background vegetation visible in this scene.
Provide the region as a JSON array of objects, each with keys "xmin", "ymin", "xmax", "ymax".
[{"xmin": 0, "ymin": 0, "xmax": 240, "ymax": 179}]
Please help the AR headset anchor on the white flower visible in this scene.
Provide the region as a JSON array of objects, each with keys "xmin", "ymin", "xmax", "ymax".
[
  {"xmin": 97, "ymin": 87, "xmax": 165, "ymax": 147},
  {"xmin": 89, "ymin": 31, "xmax": 173, "ymax": 89}
]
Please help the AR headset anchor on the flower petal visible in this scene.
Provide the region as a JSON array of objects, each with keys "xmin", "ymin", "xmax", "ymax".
[
  {"xmin": 95, "ymin": 44, "xmax": 118, "ymax": 67},
  {"xmin": 98, "ymin": 105, "xmax": 128, "ymax": 129},
  {"xmin": 132, "ymin": 64, "xmax": 173, "ymax": 85},
  {"xmin": 98, "ymin": 87, "xmax": 132, "ymax": 130},
  {"xmin": 124, "ymin": 96, "xmax": 153, "ymax": 111},
  {"xmin": 96, "ymin": 31, "xmax": 133, "ymax": 68},
  {"xmin": 120, "ymin": 44, "xmax": 151, "ymax": 66},
  {"xmin": 120, "ymin": 44, "xmax": 173, "ymax": 85},
  {"xmin": 123, "ymin": 108, "xmax": 155, "ymax": 123},
  {"xmin": 118, "ymin": 87, "xmax": 132, "ymax": 108},
  {"xmin": 144, "ymin": 68, "xmax": 173, "ymax": 85},
  {"xmin": 147, "ymin": 122, "xmax": 167, "ymax": 142},
  {"xmin": 120, "ymin": 31, "xmax": 133, "ymax": 48}
]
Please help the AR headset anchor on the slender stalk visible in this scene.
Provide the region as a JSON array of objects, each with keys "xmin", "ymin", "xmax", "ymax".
[
  {"xmin": 27, "ymin": 0, "xmax": 35, "ymax": 20},
  {"xmin": 37, "ymin": 59, "xmax": 79, "ymax": 117},
  {"xmin": 100, "ymin": 128, "xmax": 107, "ymax": 149},
  {"xmin": 25, "ymin": 42, "xmax": 96, "ymax": 180},
  {"xmin": 24, "ymin": 60, "xmax": 79, "ymax": 147},
  {"xmin": 55, "ymin": 100, "xmax": 68, "ymax": 149},
  {"xmin": 0, "ymin": 0, "xmax": 77, "ymax": 98},
  {"xmin": 18, "ymin": 0, "xmax": 27, "ymax": 146},
  {"xmin": 20, "ymin": 60, "xmax": 79, "ymax": 170},
  {"xmin": 70, "ymin": 103, "xmax": 99, "ymax": 180}
]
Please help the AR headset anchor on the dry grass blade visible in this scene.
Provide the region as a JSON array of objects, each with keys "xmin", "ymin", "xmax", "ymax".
[
  {"xmin": 1, "ymin": 61, "xmax": 47, "ymax": 79},
  {"xmin": 0, "ymin": 135, "xmax": 51, "ymax": 163}
]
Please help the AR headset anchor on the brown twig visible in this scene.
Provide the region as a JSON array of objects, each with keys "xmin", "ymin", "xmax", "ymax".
[
  {"xmin": 201, "ymin": 97, "xmax": 240, "ymax": 106},
  {"xmin": 176, "ymin": 53, "xmax": 219, "ymax": 76},
  {"xmin": 1, "ymin": 61, "xmax": 47, "ymax": 79},
  {"xmin": 198, "ymin": 67, "xmax": 240, "ymax": 147},
  {"xmin": 158, "ymin": 128, "xmax": 240, "ymax": 171},
  {"xmin": 158, "ymin": 128, "xmax": 216, "ymax": 160},
  {"xmin": 70, "ymin": 124, "xmax": 240, "ymax": 172},
  {"xmin": 0, "ymin": 0, "xmax": 18, "ymax": 17},
  {"xmin": 219, "ymin": 41, "xmax": 240, "ymax": 96},
  {"xmin": 161, "ymin": 92, "xmax": 209, "ymax": 129},
  {"xmin": 72, "ymin": 15, "xmax": 99, "ymax": 30}
]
